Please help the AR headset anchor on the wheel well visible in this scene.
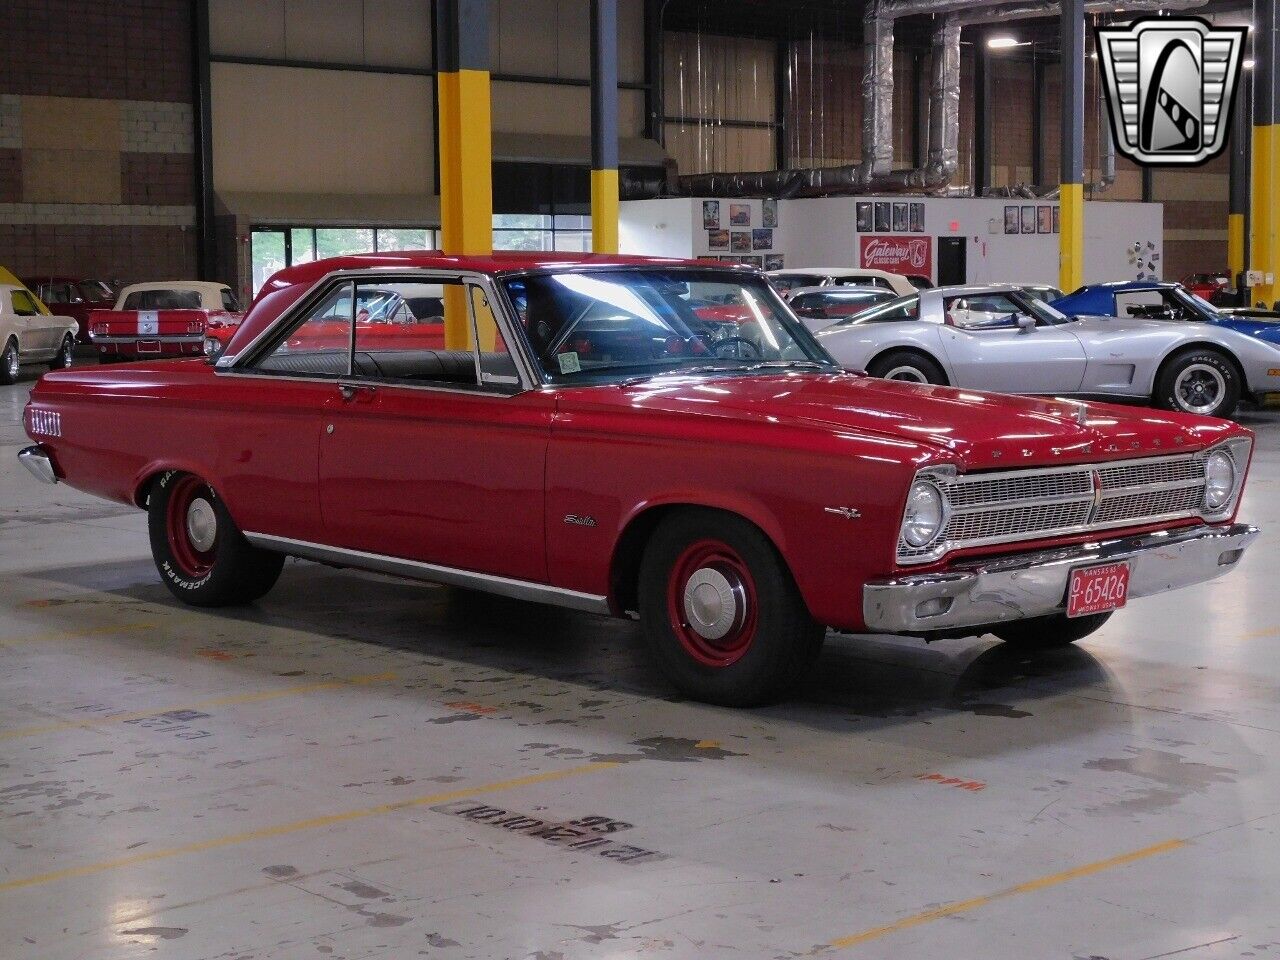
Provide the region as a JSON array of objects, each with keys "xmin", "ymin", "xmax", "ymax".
[
  {"xmin": 865, "ymin": 346, "xmax": 949, "ymax": 384},
  {"xmin": 609, "ymin": 504, "xmax": 786, "ymax": 614},
  {"xmin": 133, "ymin": 470, "xmax": 169, "ymax": 509},
  {"xmin": 1154, "ymin": 343, "xmax": 1248, "ymax": 395}
]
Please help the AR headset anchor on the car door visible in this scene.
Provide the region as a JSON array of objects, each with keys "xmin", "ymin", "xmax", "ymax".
[
  {"xmin": 317, "ymin": 275, "xmax": 551, "ymax": 584},
  {"xmin": 9, "ymin": 288, "xmax": 55, "ymax": 354},
  {"xmin": 935, "ymin": 292, "xmax": 1087, "ymax": 394}
]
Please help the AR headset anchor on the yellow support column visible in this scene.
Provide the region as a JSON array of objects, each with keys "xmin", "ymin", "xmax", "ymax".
[
  {"xmin": 1252, "ymin": 124, "xmax": 1276, "ymax": 306},
  {"xmin": 436, "ymin": 0, "xmax": 493, "ymax": 347},
  {"xmin": 1059, "ymin": 0, "xmax": 1084, "ymax": 293},
  {"xmin": 591, "ymin": 169, "xmax": 619, "ymax": 253},
  {"xmin": 1059, "ymin": 182, "xmax": 1084, "ymax": 293},
  {"xmin": 590, "ymin": 0, "xmax": 620, "ymax": 253}
]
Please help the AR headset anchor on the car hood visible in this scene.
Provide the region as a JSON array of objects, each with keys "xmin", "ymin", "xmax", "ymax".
[
  {"xmin": 1215, "ymin": 315, "xmax": 1280, "ymax": 345},
  {"xmin": 560, "ymin": 371, "xmax": 1239, "ymax": 470}
]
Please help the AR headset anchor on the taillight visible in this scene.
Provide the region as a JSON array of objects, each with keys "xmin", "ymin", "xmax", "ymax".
[{"xmin": 93, "ymin": 322, "xmax": 108, "ymax": 335}]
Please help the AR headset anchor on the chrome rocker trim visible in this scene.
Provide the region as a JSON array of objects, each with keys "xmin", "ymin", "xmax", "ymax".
[
  {"xmin": 863, "ymin": 522, "xmax": 1259, "ymax": 635},
  {"xmin": 243, "ymin": 532, "xmax": 612, "ymax": 616},
  {"xmin": 18, "ymin": 445, "xmax": 57, "ymax": 484}
]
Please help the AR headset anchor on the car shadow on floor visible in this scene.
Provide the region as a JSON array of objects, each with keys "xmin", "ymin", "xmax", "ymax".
[{"xmin": 25, "ymin": 556, "xmax": 1125, "ymax": 752}]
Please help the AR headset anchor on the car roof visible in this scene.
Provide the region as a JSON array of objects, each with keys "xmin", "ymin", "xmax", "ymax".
[
  {"xmin": 259, "ymin": 252, "xmax": 710, "ymax": 295},
  {"xmin": 788, "ymin": 284, "xmax": 889, "ymax": 297},
  {"xmin": 119, "ymin": 280, "xmax": 231, "ymax": 295},
  {"xmin": 767, "ymin": 267, "xmax": 894, "ymax": 278},
  {"xmin": 1077, "ymin": 280, "xmax": 1178, "ymax": 291}
]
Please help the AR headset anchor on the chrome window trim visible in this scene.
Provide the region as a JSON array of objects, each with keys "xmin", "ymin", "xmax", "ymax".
[
  {"xmin": 896, "ymin": 443, "xmax": 1250, "ymax": 565},
  {"xmin": 242, "ymin": 532, "xmax": 611, "ymax": 615},
  {"xmin": 218, "ymin": 269, "xmax": 540, "ymax": 393}
]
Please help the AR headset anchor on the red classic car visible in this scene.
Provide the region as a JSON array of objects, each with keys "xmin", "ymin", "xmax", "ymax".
[
  {"xmin": 90, "ymin": 281, "xmax": 243, "ymax": 362},
  {"xmin": 18, "ymin": 253, "xmax": 1259, "ymax": 705},
  {"xmin": 27, "ymin": 277, "xmax": 117, "ymax": 342},
  {"xmin": 1181, "ymin": 272, "xmax": 1232, "ymax": 305}
]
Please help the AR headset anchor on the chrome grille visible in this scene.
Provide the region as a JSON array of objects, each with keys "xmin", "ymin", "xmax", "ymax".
[{"xmin": 898, "ymin": 451, "xmax": 1211, "ymax": 564}]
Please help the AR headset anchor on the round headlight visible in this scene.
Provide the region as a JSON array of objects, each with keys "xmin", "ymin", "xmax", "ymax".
[
  {"xmin": 1204, "ymin": 450, "xmax": 1236, "ymax": 510},
  {"xmin": 902, "ymin": 480, "xmax": 945, "ymax": 548}
]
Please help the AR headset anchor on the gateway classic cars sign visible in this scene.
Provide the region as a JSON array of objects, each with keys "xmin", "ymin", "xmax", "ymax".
[{"xmin": 859, "ymin": 236, "xmax": 932, "ymax": 278}]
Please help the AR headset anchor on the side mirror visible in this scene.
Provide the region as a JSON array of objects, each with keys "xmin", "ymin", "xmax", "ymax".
[{"xmin": 1016, "ymin": 314, "xmax": 1036, "ymax": 333}]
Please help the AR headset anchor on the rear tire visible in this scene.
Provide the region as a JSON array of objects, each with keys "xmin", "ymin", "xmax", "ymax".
[
  {"xmin": 49, "ymin": 334, "xmax": 74, "ymax": 370},
  {"xmin": 1154, "ymin": 349, "xmax": 1240, "ymax": 418},
  {"xmin": 637, "ymin": 509, "xmax": 824, "ymax": 706},
  {"xmin": 147, "ymin": 471, "xmax": 284, "ymax": 607},
  {"xmin": 990, "ymin": 612, "xmax": 1112, "ymax": 650},
  {"xmin": 867, "ymin": 350, "xmax": 946, "ymax": 385},
  {"xmin": 0, "ymin": 338, "xmax": 18, "ymax": 385}
]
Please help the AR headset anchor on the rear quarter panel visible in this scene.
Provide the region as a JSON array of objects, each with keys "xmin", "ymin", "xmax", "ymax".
[{"xmin": 25, "ymin": 363, "xmax": 328, "ymax": 542}]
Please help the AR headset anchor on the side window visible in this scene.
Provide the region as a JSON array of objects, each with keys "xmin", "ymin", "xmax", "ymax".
[
  {"xmin": 252, "ymin": 282, "xmax": 355, "ymax": 377},
  {"xmin": 12, "ymin": 290, "xmax": 40, "ymax": 316},
  {"xmin": 41, "ymin": 284, "xmax": 67, "ymax": 304},
  {"xmin": 945, "ymin": 293, "xmax": 1026, "ymax": 328},
  {"xmin": 1115, "ymin": 290, "xmax": 1167, "ymax": 318},
  {"xmin": 220, "ymin": 288, "xmax": 240, "ymax": 311},
  {"xmin": 469, "ymin": 286, "xmax": 520, "ymax": 387}
]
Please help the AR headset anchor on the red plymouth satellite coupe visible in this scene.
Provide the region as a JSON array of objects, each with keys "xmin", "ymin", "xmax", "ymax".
[{"xmin": 19, "ymin": 253, "xmax": 1259, "ymax": 705}]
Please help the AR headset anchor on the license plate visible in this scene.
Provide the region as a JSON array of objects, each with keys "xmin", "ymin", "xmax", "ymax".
[
  {"xmin": 137, "ymin": 340, "xmax": 161, "ymax": 353},
  {"xmin": 1066, "ymin": 562, "xmax": 1130, "ymax": 618}
]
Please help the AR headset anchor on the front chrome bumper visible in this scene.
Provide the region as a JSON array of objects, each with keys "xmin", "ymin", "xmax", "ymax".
[
  {"xmin": 862, "ymin": 523, "xmax": 1259, "ymax": 634},
  {"xmin": 18, "ymin": 445, "xmax": 58, "ymax": 484}
]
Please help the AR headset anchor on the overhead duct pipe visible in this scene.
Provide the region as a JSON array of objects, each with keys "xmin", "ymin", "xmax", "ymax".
[{"xmin": 674, "ymin": 0, "xmax": 1201, "ymax": 199}]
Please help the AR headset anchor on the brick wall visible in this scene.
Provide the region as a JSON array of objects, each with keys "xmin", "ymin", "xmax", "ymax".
[{"xmin": 0, "ymin": 0, "xmax": 198, "ymax": 285}]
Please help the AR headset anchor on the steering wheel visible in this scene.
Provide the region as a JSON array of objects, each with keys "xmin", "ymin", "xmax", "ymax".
[{"xmin": 713, "ymin": 336, "xmax": 762, "ymax": 359}]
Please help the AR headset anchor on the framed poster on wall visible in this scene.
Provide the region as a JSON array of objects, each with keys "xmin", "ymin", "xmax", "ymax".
[
  {"xmin": 708, "ymin": 230, "xmax": 729, "ymax": 250},
  {"xmin": 730, "ymin": 203, "xmax": 752, "ymax": 226},
  {"xmin": 731, "ymin": 231, "xmax": 751, "ymax": 252},
  {"xmin": 702, "ymin": 200, "xmax": 720, "ymax": 230},
  {"xmin": 856, "ymin": 202, "xmax": 873, "ymax": 232},
  {"xmin": 874, "ymin": 202, "xmax": 891, "ymax": 231},
  {"xmin": 762, "ymin": 198, "xmax": 778, "ymax": 228},
  {"xmin": 1053, "ymin": 207, "xmax": 1060, "ymax": 233},
  {"xmin": 909, "ymin": 203, "xmax": 925, "ymax": 232},
  {"xmin": 1037, "ymin": 206, "xmax": 1052, "ymax": 234},
  {"xmin": 1020, "ymin": 206, "xmax": 1036, "ymax": 234},
  {"xmin": 892, "ymin": 202, "xmax": 908, "ymax": 232},
  {"xmin": 752, "ymin": 229, "xmax": 772, "ymax": 250},
  {"xmin": 1004, "ymin": 206, "xmax": 1019, "ymax": 234}
]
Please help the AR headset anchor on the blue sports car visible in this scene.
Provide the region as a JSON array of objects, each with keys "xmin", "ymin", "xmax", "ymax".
[{"xmin": 1054, "ymin": 280, "xmax": 1280, "ymax": 347}]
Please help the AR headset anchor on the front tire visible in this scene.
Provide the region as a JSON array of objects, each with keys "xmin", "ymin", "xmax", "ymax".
[
  {"xmin": 991, "ymin": 612, "xmax": 1112, "ymax": 650},
  {"xmin": 1155, "ymin": 349, "xmax": 1240, "ymax": 418},
  {"xmin": 867, "ymin": 350, "xmax": 946, "ymax": 385},
  {"xmin": 49, "ymin": 334, "xmax": 74, "ymax": 370},
  {"xmin": 637, "ymin": 509, "xmax": 824, "ymax": 706},
  {"xmin": 0, "ymin": 338, "xmax": 19, "ymax": 385},
  {"xmin": 147, "ymin": 471, "xmax": 284, "ymax": 606}
]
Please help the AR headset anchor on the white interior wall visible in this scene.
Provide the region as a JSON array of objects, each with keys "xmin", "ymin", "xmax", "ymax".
[
  {"xmin": 623, "ymin": 197, "xmax": 1165, "ymax": 286},
  {"xmin": 618, "ymin": 199, "xmax": 699, "ymax": 260}
]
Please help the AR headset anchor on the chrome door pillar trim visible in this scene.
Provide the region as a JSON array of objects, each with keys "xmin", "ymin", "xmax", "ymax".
[{"xmin": 243, "ymin": 532, "xmax": 612, "ymax": 616}]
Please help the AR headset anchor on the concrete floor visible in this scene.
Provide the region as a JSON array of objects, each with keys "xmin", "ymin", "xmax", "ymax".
[{"xmin": 3, "ymin": 364, "xmax": 1280, "ymax": 960}]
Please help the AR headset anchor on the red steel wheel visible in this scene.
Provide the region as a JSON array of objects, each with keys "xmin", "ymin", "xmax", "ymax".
[
  {"xmin": 164, "ymin": 474, "xmax": 219, "ymax": 580},
  {"xmin": 666, "ymin": 538, "xmax": 759, "ymax": 668}
]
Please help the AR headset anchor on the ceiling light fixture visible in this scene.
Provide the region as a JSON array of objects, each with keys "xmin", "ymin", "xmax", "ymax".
[{"xmin": 987, "ymin": 36, "xmax": 1019, "ymax": 49}]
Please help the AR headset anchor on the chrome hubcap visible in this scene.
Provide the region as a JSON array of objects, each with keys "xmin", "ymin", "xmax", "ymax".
[
  {"xmin": 6, "ymin": 349, "xmax": 16, "ymax": 377},
  {"xmin": 884, "ymin": 365, "xmax": 928, "ymax": 383},
  {"xmin": 682, "ymin": 566, "xmax": 747, "ymax": 641},
  {"xmin": 185, "ymin": 497, "xmax": 217, "ymax": 552},
  {"xmin": 1174, "ymin": 363, "xmax": 1225, "ymax": 415}
]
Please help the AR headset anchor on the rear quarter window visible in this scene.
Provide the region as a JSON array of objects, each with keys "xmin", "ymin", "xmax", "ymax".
[{"xmin": 122, "ymin": 289, "xmax": 203, "ymax": 310}]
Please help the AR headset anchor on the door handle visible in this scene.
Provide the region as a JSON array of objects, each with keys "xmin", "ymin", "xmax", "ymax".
[{"xmin": 337, "ymin": 381, "xmax": 376, "ymax": 401}]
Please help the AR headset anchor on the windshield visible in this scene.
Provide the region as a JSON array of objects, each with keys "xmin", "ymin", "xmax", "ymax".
[
  {"xmin": 502, "ymin": 268, "xmax": 833, "ymax": 384},
  {"xmin": 1175, "ymin": 288, "xmax": 1219, "ymax": 317},
  {"xmin": 768, "ymin": 273, "xmax": 825, "ymax": 293}
]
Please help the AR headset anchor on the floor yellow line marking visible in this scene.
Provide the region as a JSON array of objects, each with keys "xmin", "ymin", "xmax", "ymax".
[
  {"xmin": 825, "ymin": 838, "xmax": 1186, "ymax": 950},
  {"xmin": 0, "ymin": 620, "xmax": 158, "ymax": 648},
  {"xmin": 0, "ymin": 762, "xmax": 618, "ymax": 893},
  {"xmin": 0, "ymin": 672, "xmax": 397, "ymax": 741}
]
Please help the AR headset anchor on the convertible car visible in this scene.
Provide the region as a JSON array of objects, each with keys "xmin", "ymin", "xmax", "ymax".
[
  {"xmin": 818, "ymin": 283, "xmax": 1280, "ymax": 418},
  {"xmin": 19, "ymin": 254, "xmax": 1258, "ymax": 705}
]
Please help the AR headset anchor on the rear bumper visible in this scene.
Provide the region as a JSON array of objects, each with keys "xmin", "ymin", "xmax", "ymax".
[
  {"xmin": 862, "ymin": 523, "xmax": 1259, "ymax": 634},
  {"xmin": 18, "ymin": 445, "xmax": 57, "ymax": 485},
  {"xmin": 92, "ymin": 335, "xmax": 204, "ymax": 358}
]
